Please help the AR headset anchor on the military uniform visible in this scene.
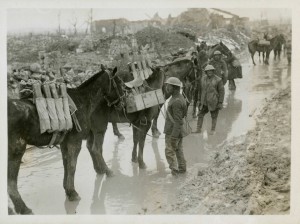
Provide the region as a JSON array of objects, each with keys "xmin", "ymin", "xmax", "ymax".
[
  {"xmin": 209, "ymin": 58, "xmax": 228, "ymax": 85},
  {"xmin": 164, "ymin": 92, "xmax": 187, "ymax": 173},
  {"xmin": 197, "ymin": 73, "xmax": 225, "ymax": 132}
]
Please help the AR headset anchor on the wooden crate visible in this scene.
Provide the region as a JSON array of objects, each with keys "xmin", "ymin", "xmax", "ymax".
[{"xmin": 126, "ymin": 89, "xmax": 165, "ymax": 113}]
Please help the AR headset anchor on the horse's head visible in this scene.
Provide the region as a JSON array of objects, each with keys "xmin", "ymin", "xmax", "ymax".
[
  {"xmin": 163, "ymin": 58, "xmax": 195, "ymax": 84},
  {"xmin": 99, "ymin": 65, "xmax": 125, "ymax": 109}
]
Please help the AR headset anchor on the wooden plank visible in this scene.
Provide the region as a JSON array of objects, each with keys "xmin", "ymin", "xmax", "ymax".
[
  {"xmin": 155, "ymin": 89, "xmax": 165, "ymax": 104},
  {"xmin": 134, "ymin": 94, "xmax": 145, "ymax": 111}
]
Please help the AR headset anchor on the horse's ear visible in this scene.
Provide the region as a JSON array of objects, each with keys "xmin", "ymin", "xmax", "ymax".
[
  {"xmin": 112, "ymin": 67, "xmax": 118, "ymax": 75},
  {"xmin": 100, "ymin": 64, "xmax": 106, "ymax": 71}
]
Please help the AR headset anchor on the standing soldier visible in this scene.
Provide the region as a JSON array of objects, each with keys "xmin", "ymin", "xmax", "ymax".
[
  {"xmin": 164, "ymin": 77, "xmax": 188, "ymax": 176},
  {"xmin": 195, "ymin": 65, "xmax": 225, "ymax": 135},
  {"xmin": 192, "ymin": 50, "xmax": 209, "ymax": 118},
  {"xmin": 209, "ymin": 50, "xmax": 228, "ymax": 86}
]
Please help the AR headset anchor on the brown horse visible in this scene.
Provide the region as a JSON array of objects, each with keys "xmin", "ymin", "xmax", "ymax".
[
  {"xmin": 248, "ymin": 35, "xmax": 284, "ymax": 65},
  {"xmin": 8, "ymin": 66, "xmax": 124, "ymax": 214}
]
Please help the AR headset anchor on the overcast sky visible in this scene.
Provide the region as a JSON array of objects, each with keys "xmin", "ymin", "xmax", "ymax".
[{"xmin": 7, "ymin": 8, "xmax": 291, "ymax": 33}]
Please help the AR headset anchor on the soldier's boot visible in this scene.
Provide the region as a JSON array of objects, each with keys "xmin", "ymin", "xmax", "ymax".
[
  {"xmin": 229, "ymin": 80, "xmax": 236, "ymax": 90},
  {"xmin": 194, "ymin": 116, "xmax": 204, "ymax": 133},
  {"xmin": 209, "ymin": 117, "xmax": 218, "ymax": 135},
  {"xmin": 192, "ymin": 105, "xmax": 197, "ymax": 118}
]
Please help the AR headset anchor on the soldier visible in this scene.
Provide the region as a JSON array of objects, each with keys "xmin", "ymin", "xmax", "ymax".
[
  {"xmin": 192, "ymin": 50, "xmax": 209, "ymax": 118},
  {"xmin": 195, "ymin": 65, "xmax": 225, "ymax": 135},
  {"xmin": 164, "ymin": 77, "xmax": 188, "ymax": 176},
  {"xmin": 209, "ymin": 50, "xmax": 228, "ymax": 85}
]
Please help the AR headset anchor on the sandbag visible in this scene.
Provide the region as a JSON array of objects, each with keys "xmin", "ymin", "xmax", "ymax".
[
  {"xmin": 35, "ymin": 97, "xmax": 51, "ymax": 133},
  {"xmin": 43, "ymin": 84, "xmax": 59, "ymax": 132},
  {"xmin": 60, "ymin": 84, "xmax": 73, "ymax": 130},
  {"xmin": 50, "ymin": 83, "xmax": 66, "ymax": 131},
  {"xmin": 55, "ymin": 98, "xmax": 67, "ymax": 131},
  {"xmin": 33, "ymin": 83, "xmax": 51, "ymax": 134}
]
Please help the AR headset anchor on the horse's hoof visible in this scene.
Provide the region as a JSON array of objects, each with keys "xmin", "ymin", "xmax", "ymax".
[
  {"xmin": 131, "ymin": 157, "xmax": 138, "ymax": 163},
  {"xmin": 19, "ymin": 207, "xmax": 33, "ymax": 215},
  {"xmin": 67, "ymin": 191, "xmax": 81, "ymax": 201},
  {"xmin": 139, "ymin": 162, "xmax": 147, "ymax": 169},
  {"xmin": 106, "ymin": 169, "xmax": 114, "ymax": 177},
  {"xmin": 152, "ymin": 132, "xmax": 160, "ymax": 138},
  {"xmin": 117, "ymin": 134, "xmax": 125, "ymax": 140},
  {"xmin": 95, "ymin": 168, "xmax": 107, "ymax": 175}
]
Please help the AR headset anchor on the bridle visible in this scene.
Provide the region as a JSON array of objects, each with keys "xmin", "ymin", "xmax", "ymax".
[{"xmin": 103, "ymin": 70, "xmax": 125, "ymax": 108}]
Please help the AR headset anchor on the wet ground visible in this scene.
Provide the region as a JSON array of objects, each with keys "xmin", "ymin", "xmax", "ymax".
[{"xmin": 17, "ymin": 52, "xmax": 291, "ymax": 214}]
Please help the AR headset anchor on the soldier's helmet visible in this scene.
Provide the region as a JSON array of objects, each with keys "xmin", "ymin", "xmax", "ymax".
[
  {"xmin": 204, "ymin": 64, "xmax": 215, "ymax": 72},
  {"xmin": 165, "ymin": 77, "xmax": 182, "ymax": 87},
  {"xmin": 213, "ymin": 50, "xmax": 222, "ymax": 55}
]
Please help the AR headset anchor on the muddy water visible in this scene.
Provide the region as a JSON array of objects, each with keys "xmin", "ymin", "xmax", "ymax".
[{"xmin": 17, "ymin": 53, "xmax": 291, "ymax": 214}]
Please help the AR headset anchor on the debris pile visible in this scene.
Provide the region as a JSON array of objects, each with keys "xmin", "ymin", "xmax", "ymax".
[{"xmin": 135, "ymin": 26, "xmax": 195, "ymax": 55}]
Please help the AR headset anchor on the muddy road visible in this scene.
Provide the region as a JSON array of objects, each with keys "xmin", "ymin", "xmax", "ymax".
[{"xmin": 16, "ymin": 53, "xmax": 291, "ymax": 214}]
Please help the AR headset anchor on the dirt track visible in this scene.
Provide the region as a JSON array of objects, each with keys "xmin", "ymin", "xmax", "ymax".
[{"xmin": 168, "ymin": 80, "xmax": 291, "ymax": 214}]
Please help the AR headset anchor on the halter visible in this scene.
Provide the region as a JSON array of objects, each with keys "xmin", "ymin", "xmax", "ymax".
[{"xmin": 103, "ymin": 70, "xmax": 125, "ymax": 108}]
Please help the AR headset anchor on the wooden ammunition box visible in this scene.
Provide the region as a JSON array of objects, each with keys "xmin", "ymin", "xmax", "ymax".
[{"xmin": 126, "ymin": 89, "xmax": 165, "ymax": 113}]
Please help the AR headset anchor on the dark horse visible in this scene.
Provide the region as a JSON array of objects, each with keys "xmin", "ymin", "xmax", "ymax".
[
  {"xmin": 60, "ymin": 68, "xmax": 166, "ymax": 203},
  {"xmin": 248, "ymin": 35, "xmax": 284, "ymax": 65},
  {"xmin": 62, "ymin": 65, "xmax": 195, "ymax": 199},
  {"xmin": 8, "ymin": 66, "xmax": 124, "ymax": 214}
]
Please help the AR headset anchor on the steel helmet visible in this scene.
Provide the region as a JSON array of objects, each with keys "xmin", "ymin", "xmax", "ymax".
[
  {"xmin": 204, "ymin": 64, "xmax": 215, "ymax": 72},
  {"xmin": 165, "ymin": 77, "xmax": 182, "ymax": 87},
  {"xmin": 214, "ymin": 50, "xmax": 222, "ymax": 55}
]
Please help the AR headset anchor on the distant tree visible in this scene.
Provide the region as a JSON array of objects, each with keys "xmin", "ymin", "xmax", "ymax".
[
  {"xmin": 70, "ymin": 12, "xmax": 78, "ymax": 35},
  {"xmin": 85, "ymin": 9, "xmax": 93, "ymax": 35},
  {"xmin": 57, "ymin": 10, "xmax": 61, "ymax": 35}
]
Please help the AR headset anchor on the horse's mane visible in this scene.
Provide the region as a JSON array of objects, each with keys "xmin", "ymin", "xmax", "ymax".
[{"xmin": 72, "ymin": 70, "xmax": 105, "ymax": 90}]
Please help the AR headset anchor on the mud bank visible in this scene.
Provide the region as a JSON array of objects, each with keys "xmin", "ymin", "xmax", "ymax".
[{"xmin": 168, "ymin": 85, "xmax": 291, "ymax": 215}]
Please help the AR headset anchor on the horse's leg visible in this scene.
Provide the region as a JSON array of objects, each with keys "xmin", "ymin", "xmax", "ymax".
[
  {"xmin": 87, "ymin": 130, "xmax": 109, "ymax": 175},
  {"xmin": 138, "ymin": 122, "xmax": 152, "ymax": 169},
  {"xmin": 193, "ymin": 88, "xmax": 198, "ymax": 118},
  {"xmin": 91, "ymin": 129, "xmax": 114, "ymax": 177},
  {"xmin": 61, "ymin": 135, "xmax": 82, "ymax": 201},
  {"xmin": 8, "ymin": 141, "xmax": 32, "ymax": 214},
  {"xmin": 265, "ymin": 50, "xmax": 270, "ymax": 65},
  {"xmin": 131, "ymin": 125, "xmax": 138, "ymax": 163},
  {"xmin": 151, "ymin": 107, "xmax": 161, "ymax": 138},
  {"xmin": 258, "ymin": 52, "xmax": 261, "ymax": 62},
  {"xmin": 112, "ymin": 122, "xmax": 125, "ymax": 140},
  {"xmin": 251, "ymin": 52, "xmax": 256, "ymax": 65}
]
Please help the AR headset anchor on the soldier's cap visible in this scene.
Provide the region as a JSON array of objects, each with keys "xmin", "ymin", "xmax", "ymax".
[
  {"xmin": 165, "ymin": 77, "xmax": 182, "ymax": 87},
  {"xmin": 204, "ymin": 64, "xmax": 215, "ymax": 71},
  {"xmin": 213, "ymin": 50, "xmax": 222, "ymax": 55}
]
